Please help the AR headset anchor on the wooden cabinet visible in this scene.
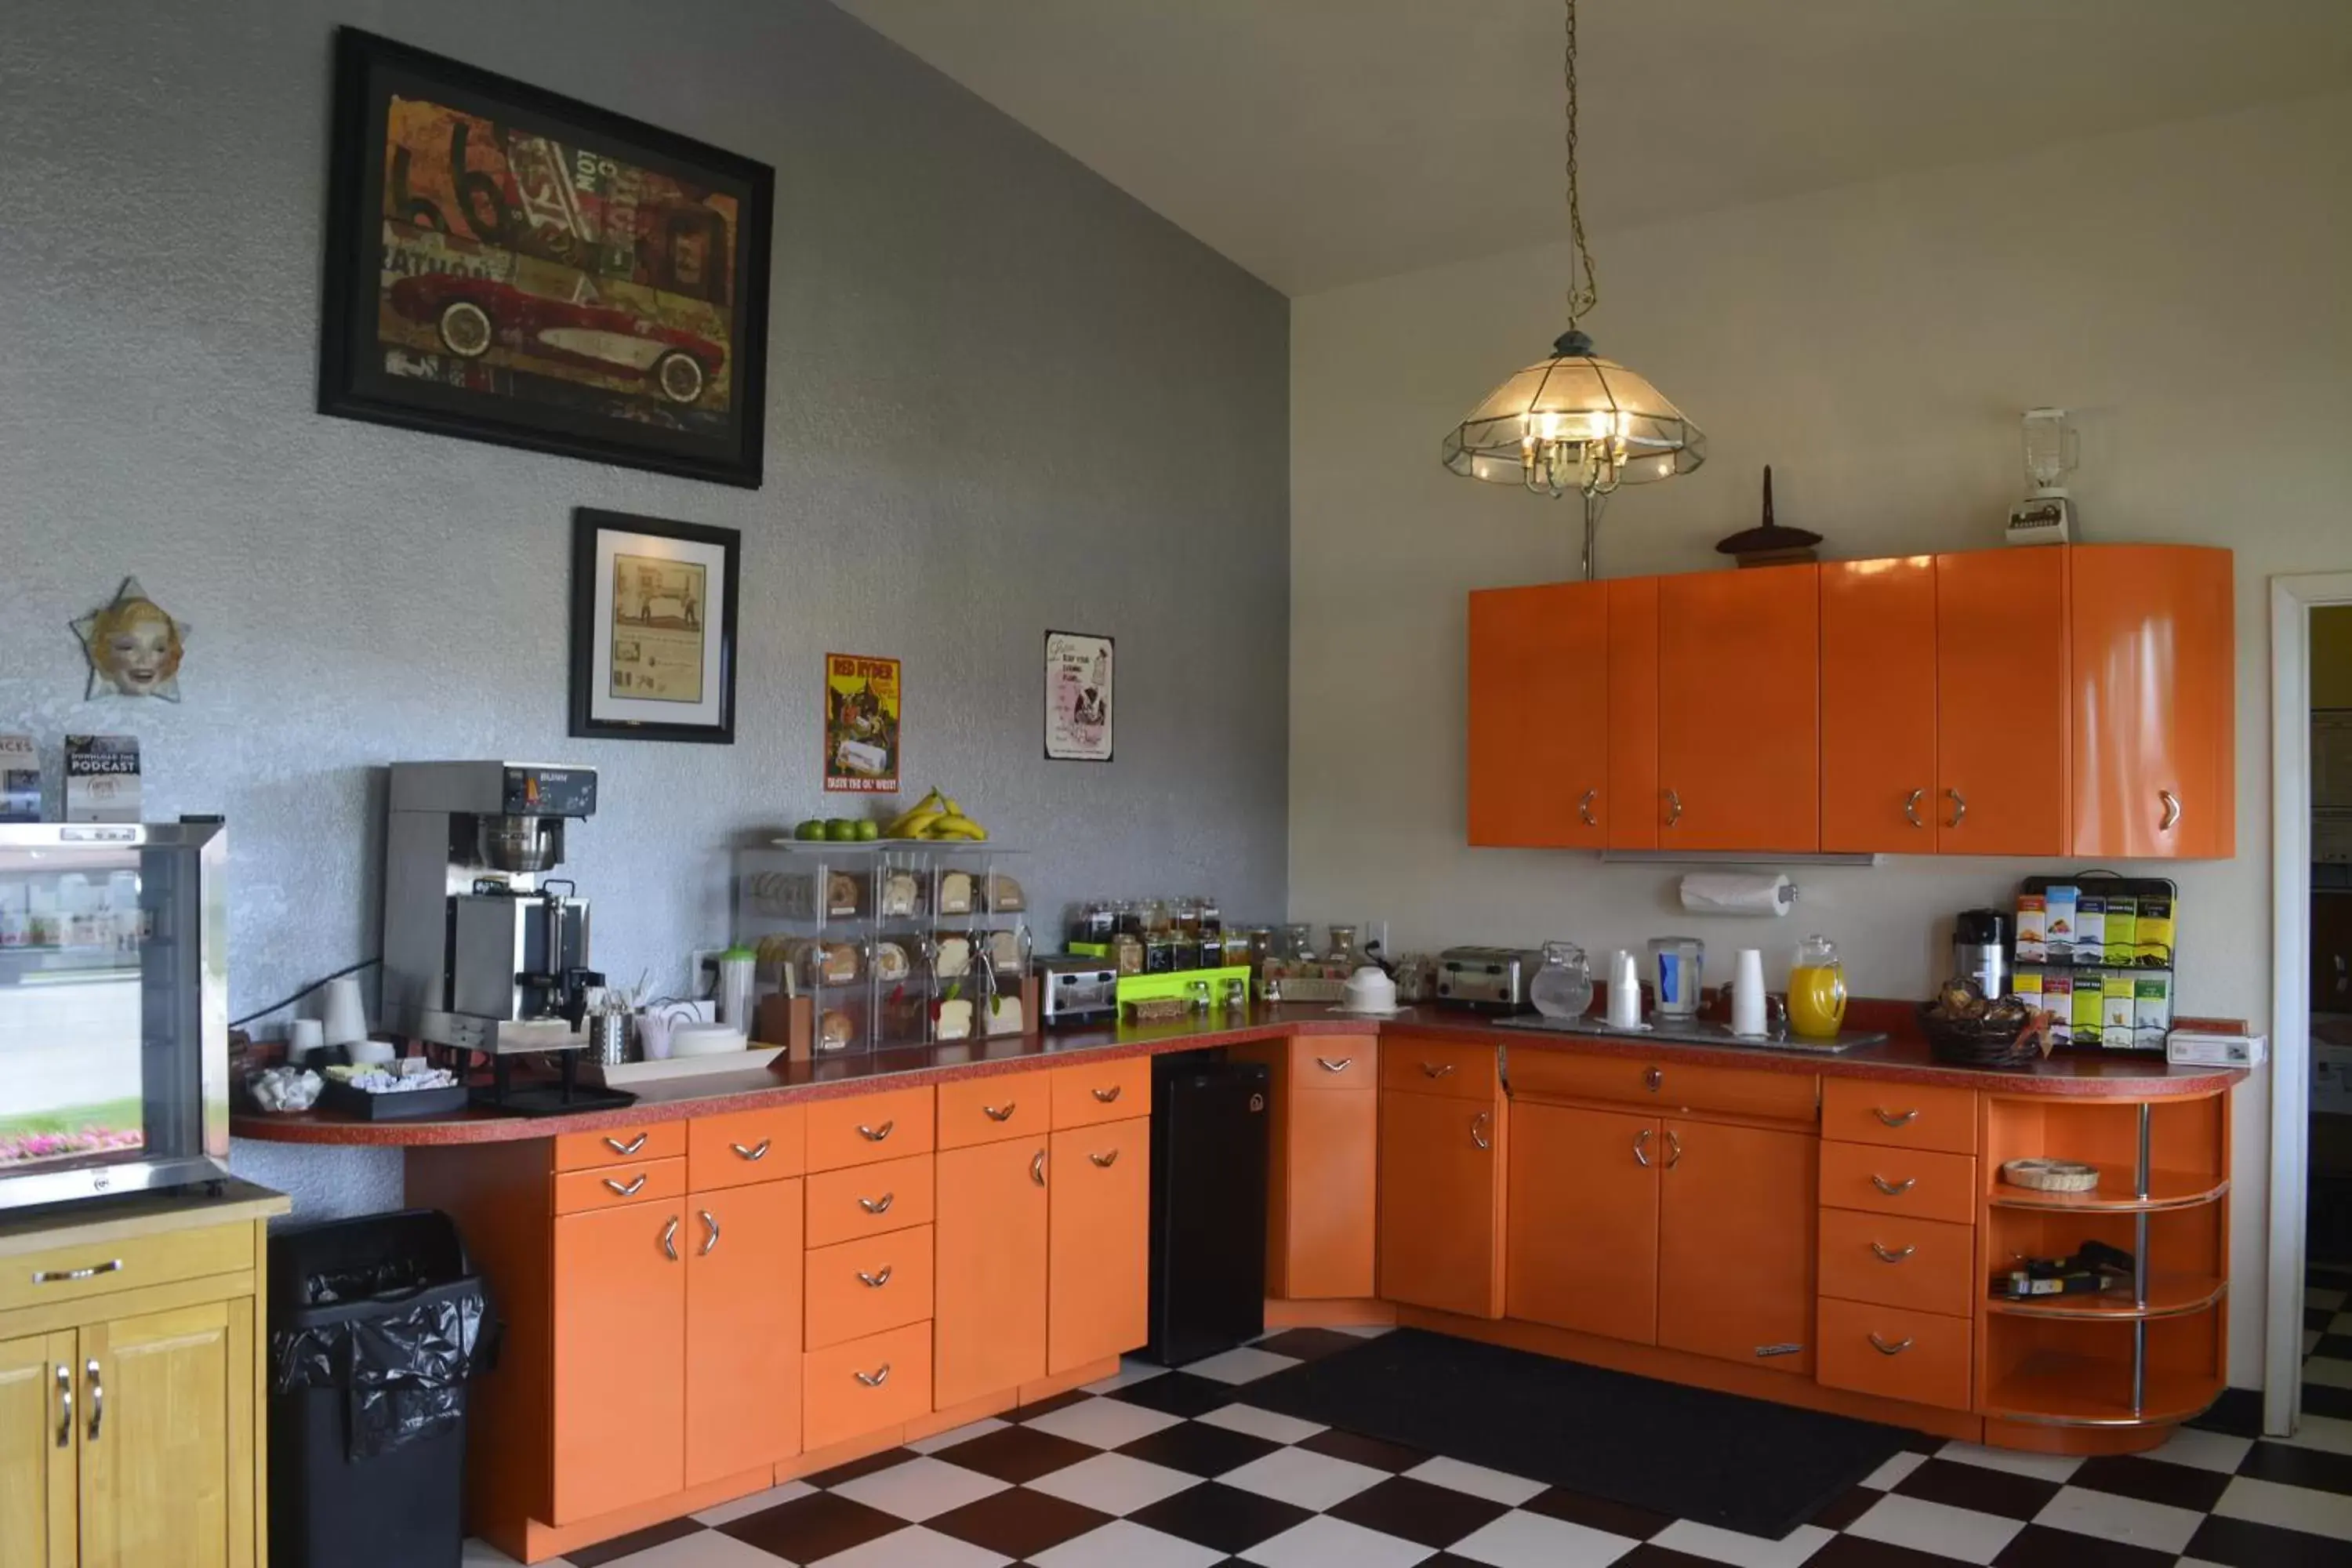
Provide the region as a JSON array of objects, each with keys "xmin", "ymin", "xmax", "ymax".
[
  {"xmin": 1606, "ymin": 577, "xmax": 1661, "ymax": 850},
  {"xmin": 1377, "ymin": 1088, "xmax": 1504, "ymax": 1319},
  {"xmin": 1279, "ymin": 1090, "xmax": 1378, "ymax": 1300},
  {"xmin": 0, "ymin": 1330, "xmax": 72, "ymax": 1568},
  {"xmin": 1505, "ymin": 1103, "xmax": 1658, "ymax": 1343},
  {"xmin": 551, "ymin": 1199, "xmax": 686, "ymax": 1523},
  {"xmin": 935, "ymin": 1139, "xmax": 1049, "ymax": 1408},
  {"xmin": 78, "ymin": 1301, "xmax": 242, "ymax": 1568},
  {"xmin": 1468, "ymin": 581, "xmax": 1611, "ymax": 848},
  {"xmin": 1657, "ymin": 565, "xmax": 1820, "ymax": 850},
  {"xmin": 1046, "ymin": 1118, "xmax": 1149, "ymax": 1374},
  {"xmin": 1821, "ymin": 557, "xmax": 1940, "ymax": 853},
  {"xmin": 2071, "ymin": 543, "xmax": 2235, "ymax": 858},
  {"xmin": 1936, "ymin": 550, "xmax": 2071, "ymax": 855},
  {"xmin": 1656, "ymin": 1120, "xmax": 1817, "ymax": 1374},
  {"xmin": 684, "ymin": 1178, "xmax": 801, "ymax": 1486}
]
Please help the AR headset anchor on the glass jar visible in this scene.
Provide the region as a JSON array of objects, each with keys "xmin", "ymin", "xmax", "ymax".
[
  {"xmin": 1198, "ymin": 895, "xmax": 1223, "ymax": 939},
  {"xmin": 1144, "ymin": 933, "xmax": 1178, "ymax": 975},
  {"xmin": 1529, "ymin": 942, "xmax": 1594, "ymax": 1021},
  {"xmin": 1246, "ymin": 927, "xmax": 1277, "ymax": 969},
  {"xmin": 1326, "ymin": 924, "xmax": 1361, "ymax": 971},
  {"xmin": 1282, "ymin": 923, "xmax": 1317, "ymax": 962},
  {"xmin": 1789, "ymin": 933, "xmax": 1849, "ymax": 1039},
  {"xmin": 1109, "ymin": 933, "xmax": 1144, "ymax": 977},
  {"xmin": 1172, "ymin": 897, "xmax": 1201, "ymax": 940},
  {"xmin": 1112, "ymin": 899, "xmax": 1142, "ymax": 938}
]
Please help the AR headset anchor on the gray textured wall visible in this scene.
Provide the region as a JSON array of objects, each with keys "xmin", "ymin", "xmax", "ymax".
[{"xmin": 0, "ymin": 2, "xmax": 1289, "ymax": 1218}]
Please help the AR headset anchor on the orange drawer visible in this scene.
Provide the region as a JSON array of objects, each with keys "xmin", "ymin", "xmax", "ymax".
[
  {"xmin": 552, "ymin": 1157, "xmax": 688, "ymax": 1216},
  {"xmin": 1051, "ymin": 1058, "xmax": 1152, "ymax": 1127},
  {"xmin": 806, "ymin": 1087, "xmax": 935, "ymax": 1172},
  {"xmin": 1290, "ymin": 1035, "xmax": 1377, "ymax": 1091},
  {"xmin": 1819, "ymin": 1141, "xmax": 1977, "ymax": 1225},
  {"xmin": 938, "ymin": 1072, "xmax": 1050, "ymax": 1148},
  {"xmin": 554, "ymin": 1120, "xmax": 686, "ymax": 1172},
  {"xmin": 805, "ymin": 1226, "xmax": 935, "ymax": 1350},
  {"xmin": 1380, "ymin": 1036, "xmax": 1501, "ymax": 1100},
  {"xmin": 1817, "ymin": 1209, "xmax": 1977, "ymax": 1317},
  {"xmin": 688, "ymin": 1105, "xmax": 806, "ymax": 1189},
  {"xmin": 804, "ymin": 1321, "xmax": 933, "ymax": 1452},
  {"xmin": 1508, "ymin": 1050, "xmax": 1816, "ymax": 1123},
  {"xmin": 1823, "ymin": 1080, "xmax": 1977, "ymax": 1156},
  {"xmin": 807, "ymin": 1153, "xmax": 937, "ymax": 1247},
  {"xmin": 1817, "ymin": 1297, "xmax": 1973, "ymax": 1411}
]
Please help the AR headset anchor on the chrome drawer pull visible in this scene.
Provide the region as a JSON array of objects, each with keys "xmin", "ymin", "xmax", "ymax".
[
  {"xmin": 1904, "ymin": 788, "xmax": 1926, "ymax": 829},
  {"xmin": 54, "ymin": 1365, "xmax": 71, "ymax": 1450},
  {"xmin": 1578, "ymin": 789, "xmax": 1598, "ymax": 827},
  {"xmin": 604, "ymin": 1174, "xmax": 648, "ymax": 1197},
  {"xmin": 604, "ymin": 1133, "xmax": 648, "ymax": 1156},
  {"xmin": 858, "ymin": 1193, "xmax": 895, "ymax": 1215},
  {"xmin": 1872, "ymin": 1108, "xmax": 1919, "ymax": 1127},
  {"xmin": 661, "ymin": 1216, "xmax": 681, "ymax": 1261},
  {"xmin": 1421, "ymin": 1062, "xmax": 1455, "ymax": 1080},
  {"xmin": 857, "ymin": 1120, "xmax": 895, "ymax": 1142},
  {"xmin": 1031, "ymin": 1149, "xmax": 1047, "ymax": 1186},
  {"xmin": 731, "ymin": 1139, "xmax": 771, "ymax": 1161},
  {"xmin": 1664, "ymin": 1129, "xmax": 1682, "ymax": 1168},
  {"xmin": 1869, "ymin": 1242, "xmax": 1916, "ymax": 1264},
  {"xmin": 31, "ymin": 1258, "xmax": 122, "ymax": 1285},
  {"xmin": 1633, "ymin": 1127, "xmax": 1653, "ymax": 1167},
  {"xmin": 1315, "ymin": 1057, "xmax": 1354, "ymax": 1073},
  {"xmin": 1664, "ymin": 788, "xmax": 1682, "ymax": 827},
  {"xmin": 1092, "ymin": 1085, "xmax": 1122, "ymax": 1104},
  {"xmin": 1945, "ymin": 788, "xmax": 1966, "ymax": 829},
  {"xmin": 85, "ymin": 1359, "xmax": 101, "ymax": 1442},
  {"xmin": 1644, "ymin": 1067, "xmax": 1663, "ymax": 1092},
  {"xmin": 855, "ymin": 1364, "xmax": 891, "ymax": 1388},
  {"xmin": 1470, "ymin": 1111, "xmax": 1491, "ymax": 1151},
  {"xmin": 1867, "ymin": 1333, "xmax": 1914, "ymax": 1356},
  {"xmin": 983, "ymin": 1102, "xmax": 1018, "ymax": 1121},
  {"xmin": 1870, "ymin": 1174, "xmax": 1917, "ymax": 1196},
  {"xmin": 858, "ymin": 1265, "xmax": 894, "ymax": 1289},
  {"xmin": 1091, "ymin": 1149, "xmax": 1120, "ymax": 1168},
  {"xmin": 699, "ymin": 1210, "xmax": 720, "ymax": 1256},
  {"xmin": 2159, "ymin": 789, "xmax": 2181, "ymax": 831}
]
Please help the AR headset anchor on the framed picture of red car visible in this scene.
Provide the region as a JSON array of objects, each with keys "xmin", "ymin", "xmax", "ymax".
[{"xmin": 318, "ymin": 29, "xmax": 774, "ymax": 487}]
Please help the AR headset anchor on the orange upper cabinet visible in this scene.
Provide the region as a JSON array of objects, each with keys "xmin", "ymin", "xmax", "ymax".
[
  {"xmin": 1936, "ymin": 550, "xmax": 2071, "ymax": 855},
  {"xmin": 1468, "ymin": 581, "xmax": 1610, "ymax": 848},
  {"xmin": 1606, "ymin": 576, "xmax": 1661, "ymax": 849},
  {"xmin": 1657, "ymin": 565, "xmax": 1820, "ymax": 851},
  {"xmin": 2071, "ymin": 544, "xmax": 2236, "ymax": 858},
  {"xmin": 1377, "ymin": 1087, "xmax": 1504, "ymax": 1319},
  {"xmin": 1821, "ymin": 557, "xmax": 1939, "ymax": 852}
]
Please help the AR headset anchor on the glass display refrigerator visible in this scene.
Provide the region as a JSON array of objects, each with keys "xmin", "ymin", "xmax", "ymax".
[{"xmin": 0, "ymin": 822, "xmax": 230, "ymax": 1211}]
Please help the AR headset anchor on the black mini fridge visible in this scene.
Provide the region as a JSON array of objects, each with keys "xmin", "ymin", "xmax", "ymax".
[{"xmin": 1144, "ymin": 1050, "xmax": 1271, "ymax": 1366}]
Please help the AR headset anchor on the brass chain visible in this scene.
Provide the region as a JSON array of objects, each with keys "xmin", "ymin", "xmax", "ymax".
[{"xmin": 1563, "ymin": 0, "xmax": 1597, "ymax": 328}]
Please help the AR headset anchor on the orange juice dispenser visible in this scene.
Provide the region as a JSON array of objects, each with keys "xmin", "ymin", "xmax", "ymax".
[{"xmin": 1788, "ymin": 933, "xmax": 1849, "ymax": 1039}]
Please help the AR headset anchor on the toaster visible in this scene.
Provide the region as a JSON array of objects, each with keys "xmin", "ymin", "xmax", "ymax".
[
  {"xmin": 1036, "ymin": 954, "xmax": 1119, "ymax": 1028},
  {"xmin": 1434, "ymin": 946, "xmax": 1540, "ymax": 1012}
]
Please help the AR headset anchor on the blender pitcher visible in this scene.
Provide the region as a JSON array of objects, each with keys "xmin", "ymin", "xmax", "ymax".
[{"xmin": 1648, "ymin": 936, "xmax": 1704, "ymax": 1021}]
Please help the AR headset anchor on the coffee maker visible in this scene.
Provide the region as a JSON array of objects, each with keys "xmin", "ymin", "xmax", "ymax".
[{"xmin": 383, "ymin": 761, "xmax": 607, "ymax": 1076}]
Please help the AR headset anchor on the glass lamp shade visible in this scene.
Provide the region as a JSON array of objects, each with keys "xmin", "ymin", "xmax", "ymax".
[{"xmin": 1443, "ymin": 332, "xmax": 1705, "ymax": 497}]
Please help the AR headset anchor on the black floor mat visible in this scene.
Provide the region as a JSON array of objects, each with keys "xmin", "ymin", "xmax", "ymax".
[{"xmin": 1238, "ymin": 1328, "xmax": 1911, "ymax": 1539}]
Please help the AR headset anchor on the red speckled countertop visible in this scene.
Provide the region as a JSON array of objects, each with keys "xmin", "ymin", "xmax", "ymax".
[{"xmin": 231, "ymin": 1003, "xmax": 2245, "ymax": 1147}]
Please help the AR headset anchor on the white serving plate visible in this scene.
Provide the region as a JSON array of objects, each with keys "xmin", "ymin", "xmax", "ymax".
[{"xmin": 583, "ymin": 1047, "xmax": 785, "ymax": 1087}]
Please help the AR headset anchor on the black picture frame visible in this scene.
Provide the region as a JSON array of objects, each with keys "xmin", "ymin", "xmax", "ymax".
[
  {"xmin": 1043, "ymin": 630, "xmax": 1115, "ymax": 763},
  {"xmin": 569, "ymin": 509, "xmax": 739, "ymax": 744},
  {"xmin": 318, "ymin": 28, "xmax": 774, "ymax": 487}
]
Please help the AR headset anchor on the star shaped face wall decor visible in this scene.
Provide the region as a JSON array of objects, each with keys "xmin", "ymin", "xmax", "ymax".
[{"xmin": 71, "ymin": 576, "xmax": 190, "ymax": 702}]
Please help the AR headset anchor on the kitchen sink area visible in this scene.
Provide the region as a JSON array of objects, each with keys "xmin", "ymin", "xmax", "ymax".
[{"xmin": 1496, "ymin": 1013, "xmax": 1890, "ymax": 1055}]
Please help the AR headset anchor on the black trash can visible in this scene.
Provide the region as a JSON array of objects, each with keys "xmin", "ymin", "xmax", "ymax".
[{"xmin": 267, "ymin": 1209, "xmax": 492, "ymax": 1568}]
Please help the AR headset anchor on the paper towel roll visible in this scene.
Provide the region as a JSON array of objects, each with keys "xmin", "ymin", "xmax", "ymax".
[{"xmin": 1679, "ymin": 873, "xmax": 1795, "ymax": 917}]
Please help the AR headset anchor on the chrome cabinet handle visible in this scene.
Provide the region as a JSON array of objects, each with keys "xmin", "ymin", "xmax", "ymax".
[
  {"xmin": 854, "ymin": 1364, "xmax": 891, "ymax": 1388},
  {"xmin": 661, "ymin": 1215, "xmax": 681, "ymax": 1261},
  {"xmin": 604, "ymin": 1174, "xmax": 648, "ymax": 1197},
  {"xmin": 1315, "ymin": 1057, "xmax": 1354, "ymax": 1073},
  {"xmin": 858, "ymin": 1192, "xmax": 895, "ymax": 1215},
  {"xmin": 1421, "ymin": 1062, "xmax": 1455, "ymax": 1079},
  {"xmin": 858, "ymin": 1265, "xmax": 894, "ymax": 1289},
  {"xmin": 1871, "ymin": 1174, "xmax": 1917, "ymax": 1196},
  {"xmin": 605, "ymin": 1133, "xmax": 648, "ymax": 1156},
  {"xmin": 1867, "ymin": 1333, "xmax": 1914, "ymax": 1356},
  {"xmin": 1578, "ymin": 789, "xmax": 1598, "ymax": 827},
  {"xmin": 1664, "ymin": 788, "xmax": 1682, "ymax": 827},
  {"xmin": 85, "ymin": 1359, "xmax": 101, "ymax": 1442},
  {"xmin": 1031, "ymin": 1149, "xmax": 1047, "ymax": 1186},
  {"xmin": 1633, "ymin": 1127, "xmax": 1653, "ymax": 1167},
  {"xmin": 1872, "ymin": 1108, "xmax": 1919, "ymax": 1127},
  {"xmin": 1945, "ymin": 787, "xmax": 1965, "ymax": 829},
  {"xmin": 730, "ymin": 1139, "xmax": 771, "ymax": 1162},
  {"xmin": 857, "ymin": 1120, "xmax": 895, "ymax": 1142},
  {"xmin": 55, "ymin": 1364, "xmax": 71, "ymax": 1450},
  {"xmin": 983, "ymin": 1102, "xmax": 1018, "ymax": 1122},
  {"xmin": 1644, "ymin": 1067, "xmax": 1662, "ymax": 1092},
  {"xmin": 1090, "ymin": 1149, "xmax": 1120, "ymax": 1168},
  {"xmin": 699, "ymin": 1209, "xmax": 720, "ymax": 1256},
  {"xmin": 2159, "ymin": 789, "xmax": 2181, "ymax": 831},
  {"xmin": 1869, "ymin": 1242, "xmax": 1916, "ymax": 1263},
  {"xmin": 1904, "ymin": 788, "xmax": 1926, "ymax": 829},
  {"xmin": 1470, "ymin": 1111, "xmax": 1491, "ymax": 1151},
  {"xmin": 1664, "ymin": 1129, "xmax": 1682, "ymax": 1168},
  {"xmin": 1091, "ymin": 1085, "xmax": 1122, "ymax": 1104},
  {"xmin": 32, "ymin": 1258, "xmax": 122, "ymax": 1285}
]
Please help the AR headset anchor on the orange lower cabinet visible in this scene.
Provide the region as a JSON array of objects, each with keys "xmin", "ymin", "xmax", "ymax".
[
  {"xmin": 551, "ymin": 1200, "xmax": 687, "ymax": 1523},
  {"xmin": 1281, "ymin": 1089, "xmax": 1377, "ymax": 1299},
  {"xmin": 684, "ymin": 1178, "xmax": 802, "ymax": 1485},
  {"xmin": 1506, "ymin": 1102, "xmax": 1659, "ymax": 1343},
  {"xmin": 804, "ymin": 1322, "xmax": 933, "ymax": 1453},
  {"xmin": 1377, "ymin": 1088, "xmax": 1504, "ymax": 1319},
  {"xmin": 1047, "ymin": 1118, "xmax": 1149, "ymax": 1374},
  {"xmin": 935, "ymin": 1140, "xmax": 1049, "ymax": 1408},
  {"xmin": 1817, "ymin": 1298, "xmax": 1972, "ymax": 1410},
  {"xmin": 1656, "ymin": 1120, "xmax": 1817, "ymax": 1374},
  {"xmin": 806, "ymin": 1229, "xmax": 936, "ymax": 1351}
]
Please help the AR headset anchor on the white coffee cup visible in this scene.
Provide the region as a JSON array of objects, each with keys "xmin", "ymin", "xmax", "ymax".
[
  {"xmin": 319, "ymin": 975, "xmax": 368, "ymax": 1046},
  {"xmin": 287, "ymin": 1018, "xmax": 325, "ymax": 1062}
]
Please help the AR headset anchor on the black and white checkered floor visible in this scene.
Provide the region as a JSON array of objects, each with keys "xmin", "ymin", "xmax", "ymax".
[{"xmin": 470, "ymin": 1308, "xmax": 2352, "ymax": 1568}]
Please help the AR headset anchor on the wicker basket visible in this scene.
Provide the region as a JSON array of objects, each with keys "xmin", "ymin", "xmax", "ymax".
[{"xmin": 1917, "ymin": 1001, "xmax": 2053, "ymax": 1069}]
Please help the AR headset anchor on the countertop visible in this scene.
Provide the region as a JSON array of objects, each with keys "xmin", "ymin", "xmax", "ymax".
[
  {"xmin": 231, "ymin": 1003, "xmax": 2247, "ymax": 1148},
  {"xmin": 0, "ymin": 1178, "xmax": 291, "ymax": 1254}
]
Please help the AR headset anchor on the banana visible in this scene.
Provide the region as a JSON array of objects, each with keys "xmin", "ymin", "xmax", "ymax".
[
  {"xmin": 884, "ymin": 789, "xmax": 947, "ymax": 837},
  {"xmin": 942, "ymin": 794, "xmax": 964, "ymax": 818},
  {"xmin": 927, "ymin": 815, "xmax": 989, "ymax": 840},
  {"xmin": 893, "ymin": 809, "xmax": 948, "ymax": 840}
]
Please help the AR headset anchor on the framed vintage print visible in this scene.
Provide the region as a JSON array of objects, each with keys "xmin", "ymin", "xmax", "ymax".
[
  {"xmin": 824, "ymin": 654, "xmax": 902, "ymax": 793},
  {"xmin": 1044, "ymin": 630, "xmax": 1114, "ymax": 761},
  {"xmin": 319, "ymin": 28, "xmax": 774, "ymax": 487},
  {"xmin": 570, "ymin": 509, "xmax": 738, "ymax": 743}
]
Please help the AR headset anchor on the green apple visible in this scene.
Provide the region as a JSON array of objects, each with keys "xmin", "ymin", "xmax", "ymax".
[{"xmin": 794, "ymin": 819, "xmax": 826, "ymax": 841}]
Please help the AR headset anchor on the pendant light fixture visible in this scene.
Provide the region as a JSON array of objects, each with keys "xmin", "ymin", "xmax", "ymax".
[{"xmin": 1441, "ymin": 0, "xmax": 1704, "ymax": 579}]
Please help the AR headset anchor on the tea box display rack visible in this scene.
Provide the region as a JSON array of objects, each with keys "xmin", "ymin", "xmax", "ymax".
[{"xmin": 2012, "ymin": 873, "xmax": 2177, "ymax": 1054}]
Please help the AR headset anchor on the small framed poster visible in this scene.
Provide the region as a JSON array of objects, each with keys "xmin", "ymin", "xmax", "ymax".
[
  {"xmin": 569, "ymin": 508, "xmax": 738, "ymax": 743},
  {"xmin": 825, "ymin": 654, "xmax": 902, "ymax": 792},
  {"xmin": 1044, "ymin": 630, "xmax": 1113, "ymax": 762}
]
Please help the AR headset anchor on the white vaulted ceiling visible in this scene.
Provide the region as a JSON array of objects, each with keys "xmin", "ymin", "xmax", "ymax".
[{"xmin": 833, "ymin": 0, "xmax": 2352, "ymax": 295}]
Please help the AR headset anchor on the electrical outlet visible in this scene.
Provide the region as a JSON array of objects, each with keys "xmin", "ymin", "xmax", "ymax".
[{"xmin": 687, "ymin": 947, "xmax": 728, "ymax": 999}]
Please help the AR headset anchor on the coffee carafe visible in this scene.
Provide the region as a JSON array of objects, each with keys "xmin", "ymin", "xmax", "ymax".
[{"xmin": 1953, "ymin": 909, "xmax": 2010, "ymax": 1001}]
